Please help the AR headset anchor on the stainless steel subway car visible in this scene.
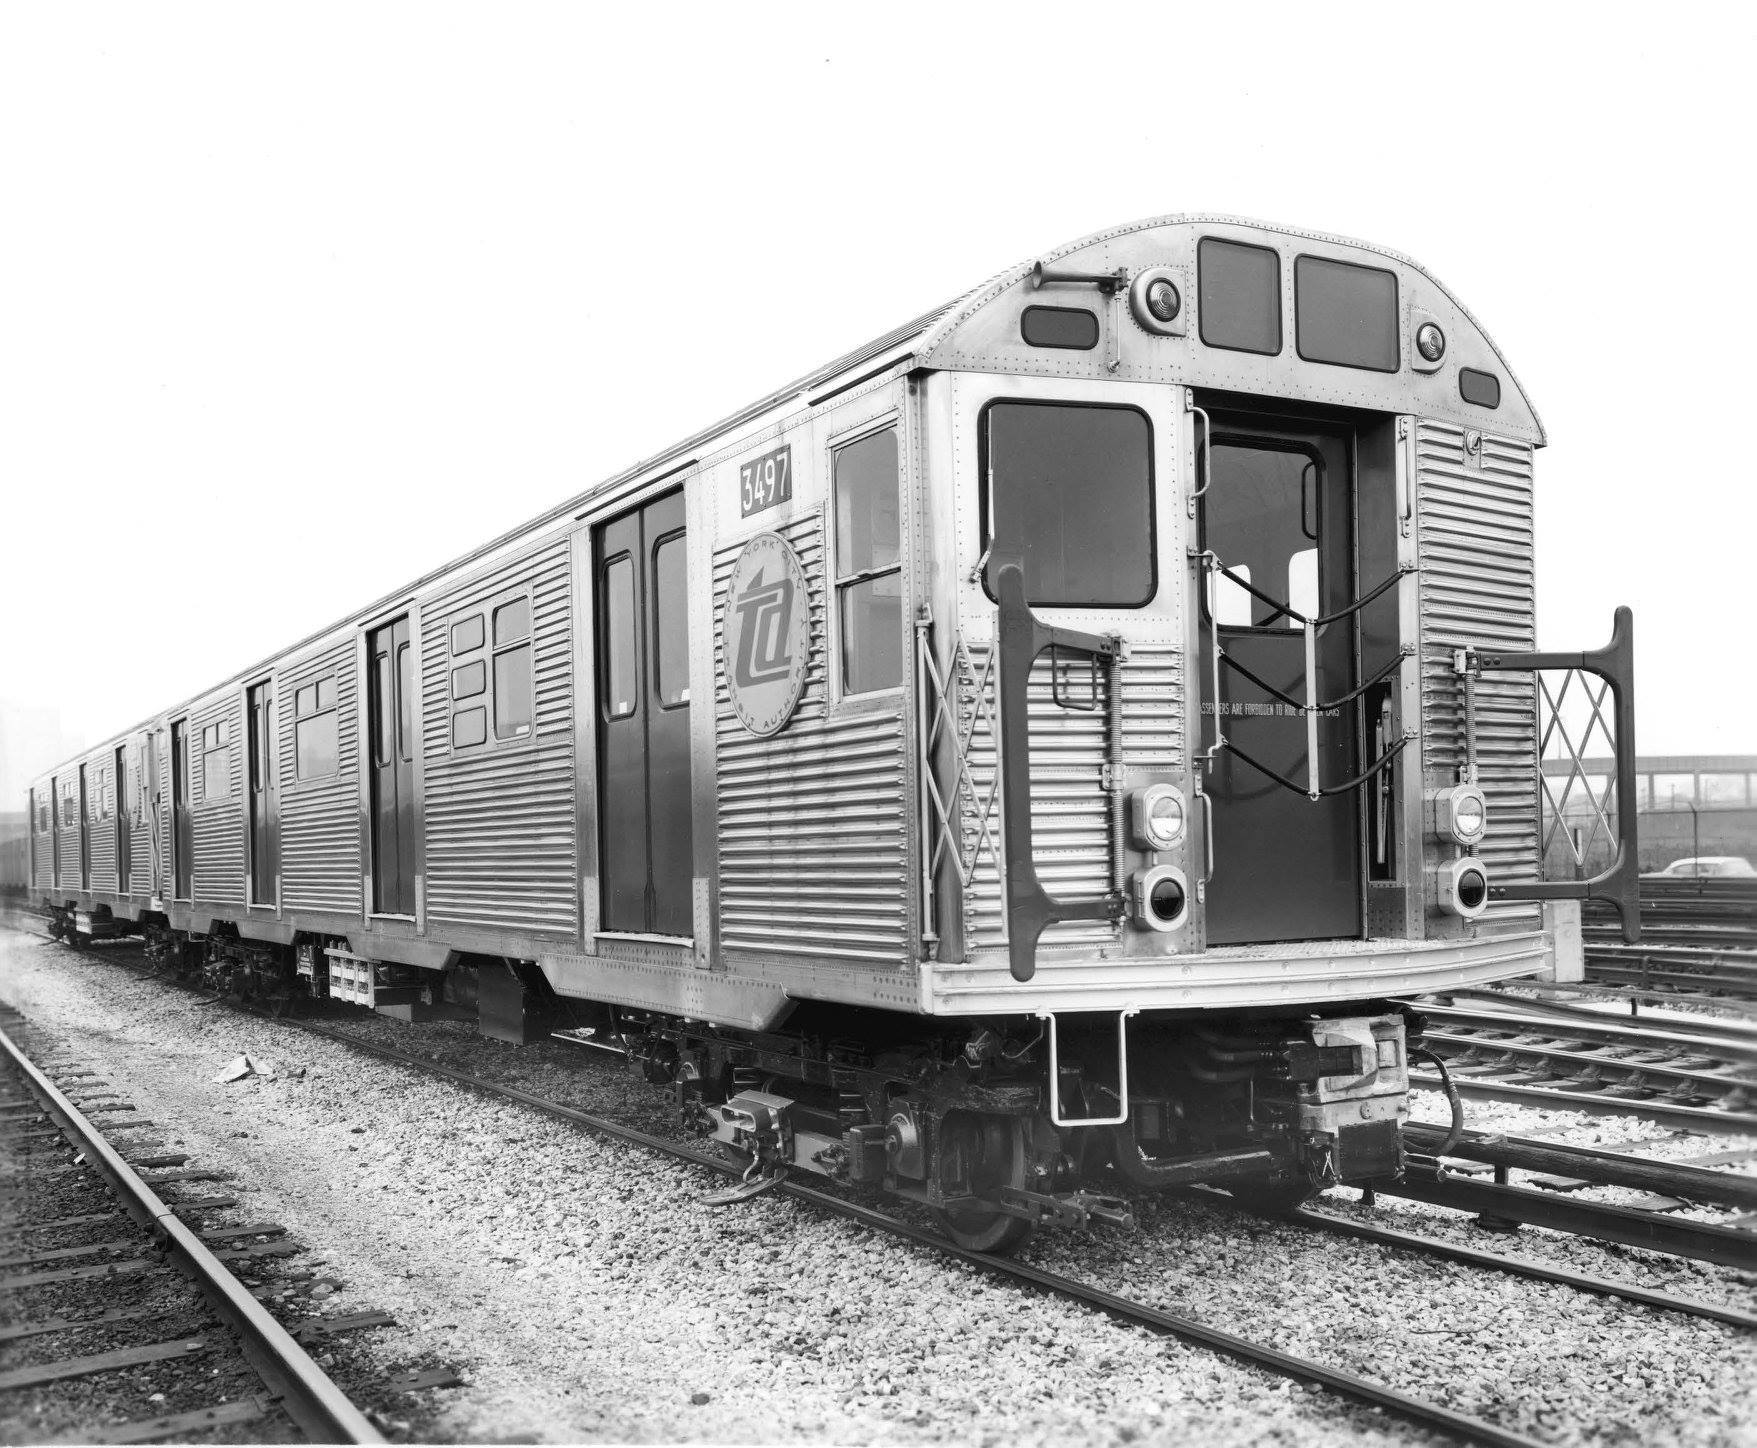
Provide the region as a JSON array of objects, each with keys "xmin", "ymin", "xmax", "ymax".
[{"xmin": 27, "ymin": 215, "xmax": 1639, "ymax": 1251}]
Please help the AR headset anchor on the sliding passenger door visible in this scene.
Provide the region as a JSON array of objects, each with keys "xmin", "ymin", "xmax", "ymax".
[
  {"xmin": 78, "ymin": 764, "xmax": 91, "ymax": 891},
  {"xmin": 595, "ymin": 490, "xmax": 693, "ymax": 936},
  {"xmin": 247, "ymin": 682, "xmax": 275, "ymax": 905},
  {"xmin": 115, "ymin": 744, "xmax": 130, "ymax": 894},
  {"xmin": 367, "ymin": 617, "xmax": 417, "ymax": 916},
  {"xmin": 171, "ymin": 719, "xmax": 193, "ymax": 900}
]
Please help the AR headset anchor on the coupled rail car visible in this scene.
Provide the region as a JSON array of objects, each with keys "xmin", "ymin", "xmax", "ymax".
[{"xmin": 27, "ymin": 214, "xmax": 1640, "ymax": 1251}]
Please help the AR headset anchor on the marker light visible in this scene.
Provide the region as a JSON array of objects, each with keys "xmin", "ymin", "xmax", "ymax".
[
  {"xmin": 1430, "ymin": 784, "xmax": 1489, "ymax": 846},
  {"xmin": 1416, "ymin": 322, "xmax": 1446, "ymax": 363},
  {"xmin": 1432, "ymin": 857, "xmax": 1490, "ymax": 919},
  {"xmin": 1128, "ymin": 266, "xmax": 1186, "ymax": 336},
  {"xmin": 1131, "ymin": 783, "xmax": 1187, "ymax": 851},
  {"xmin": 1133, "ymin": 865, "xmax": 1190, "ymax": 932}
]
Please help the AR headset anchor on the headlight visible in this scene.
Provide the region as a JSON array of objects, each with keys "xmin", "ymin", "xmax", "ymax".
[
  {"xmin": 1430, "ymin": 784, "xmax": 1488, "ymax": 846},
  {"xmin": 1133, "ymin": 865, "xmax": 1189, "ymax": 932},
  {"xmin": 1131, "ymin": 783, "xmax": 1186, "ymax": 850},
  {"xmin": 1416, "ymin": 322, "xmax": 1446, "ymax": 362}
]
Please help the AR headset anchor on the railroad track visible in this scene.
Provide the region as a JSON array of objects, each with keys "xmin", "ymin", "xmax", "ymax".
[
  {"xmin": 10, "ymin": 920, "xmax": 1757, "ymax": 1448},
  {"xmin": 0, "ymin": 1005, "xmax": 381, "ymax": 1445},
  {"xmin": 1409, "ymin": 999, "xmax": 1757, "ymax": 1134},
  {"xmin": 1583, "ymin": 941, "xmax": 1757, "ymax": 1003}
]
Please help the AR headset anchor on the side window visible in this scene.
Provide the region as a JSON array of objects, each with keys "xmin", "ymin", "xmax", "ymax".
[
  {"xmin": 492, "ymin": 598, "xmax": 533, "ymax": 741},
  {"xmin": 602, "ymin": 557, "xmax": 637, "ymax": 719},
  {"xmin": 449, "ymin": 593, "xmax": 535, "ymax": 748},
  {"xmin": 294, "ymin": 676, "xmax": 340, "ymax": 780},
  {"xmin": 653, "ymin": 532, "xmax": 689, "ymax": 707},
  {"xmin": 201, "ymin": 721, "xmax": 232, "ymax": 802},
  {"xmin": 833, "ymin": 426, "xmax": 903, "ymax": 695},
  {"xmin": 981, "ymin": 401, "xmax": 1155, "ymax": 607},
  {"xmin": 450, "ymin": 612, "xmax": 487, "ymax": 748}
]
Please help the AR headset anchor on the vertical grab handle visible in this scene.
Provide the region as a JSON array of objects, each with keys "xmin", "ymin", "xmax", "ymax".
[{"xmin": 1186, "ymin": 395, "xmax": 1212, "ymax": 519}]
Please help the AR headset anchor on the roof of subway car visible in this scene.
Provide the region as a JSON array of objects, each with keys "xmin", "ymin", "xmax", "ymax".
[{"xmin": 27, "ymin": 212, "xmax": 1534, "ymax": 784}]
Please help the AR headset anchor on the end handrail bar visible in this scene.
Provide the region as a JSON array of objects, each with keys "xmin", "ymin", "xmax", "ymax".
[
  {"xmin": 990, "ymin": 556, "xmax": 1124, "ymax": 983},
  {"xmin": 1468, "ymin": 605, "xmax": 1641, "ymax": 943}
]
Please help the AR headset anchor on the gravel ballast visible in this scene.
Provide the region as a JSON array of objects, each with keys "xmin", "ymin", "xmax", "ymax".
[{"xmin": 2, "ymin": 927, "xmax": 1752, "ymax": 1446}]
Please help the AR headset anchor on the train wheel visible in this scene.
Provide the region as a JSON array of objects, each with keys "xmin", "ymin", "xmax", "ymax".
[{"xmin": 932, "ymin": 1112, "xmax": 1036, "ymax": 1255}]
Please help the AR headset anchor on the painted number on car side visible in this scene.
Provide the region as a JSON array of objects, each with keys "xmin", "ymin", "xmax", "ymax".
[{"xmin": 739, "ymin": 445, "xmax": 792, "ymax": 518}]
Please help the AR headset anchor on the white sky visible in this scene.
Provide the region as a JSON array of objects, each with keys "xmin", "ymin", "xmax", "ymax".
[{"xmin": 2, "ymin": 3, "xmax": 1754, "ymax": 803}]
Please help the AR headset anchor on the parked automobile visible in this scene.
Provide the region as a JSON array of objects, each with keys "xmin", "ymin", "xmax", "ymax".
[{"xmin": 1644, "ymin": 856, "xmax": 1757, "ymax": 878}]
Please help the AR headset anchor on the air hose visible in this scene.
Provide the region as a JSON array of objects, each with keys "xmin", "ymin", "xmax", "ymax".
[{"xmin": 1409, "ymin": 1046, "xmax": 1464, "ymax": 1155}]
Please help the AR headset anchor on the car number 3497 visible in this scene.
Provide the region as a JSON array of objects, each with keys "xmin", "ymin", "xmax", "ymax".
[{"xmin": 739, "ymin": 445, "xmax": 792, "ymax": 517}]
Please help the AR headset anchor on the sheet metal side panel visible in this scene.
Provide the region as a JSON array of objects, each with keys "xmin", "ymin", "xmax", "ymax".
[
  {"xmin": 88, "ymin": 764, "xmax": 116, "ymax": 895},
  {"xmin": 1418, "ymin": 421, "xmax": 1540, "ymax": 923},
  {"xmin": 191, "ymin": 695, "xmax": 246, "ymax": 909},
  {"xmin": 31, "ymin": 798, "xmax": 52, "ymax": 890},
  {"xmin": 421, "ymin": 537, "xmax": 576, "ymax": 935},
  {"xmin": 130, "ymin": 739, "xmax": 152, "ymax": 899},
  {"xmin": 712, "ymin": 516, "xmax": 909, "ymax": 964},
  {"xmin": 961, "ymin": 646, "xmax": 1183, "ymax": 952},
  {"xmin": 278, "ymin": 642, "xmax": 362, "ymax": 915}
]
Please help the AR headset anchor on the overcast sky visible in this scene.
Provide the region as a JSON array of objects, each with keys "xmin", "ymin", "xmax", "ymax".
[{"xmin": 2, "ymin": 4, "xmax": 1753, "ymax": 802}]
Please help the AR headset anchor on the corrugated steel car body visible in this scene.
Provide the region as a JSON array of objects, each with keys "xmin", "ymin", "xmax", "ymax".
[{"xmin": 28, "ymin": 214, "xmax": 1587, "ymax": 1033}]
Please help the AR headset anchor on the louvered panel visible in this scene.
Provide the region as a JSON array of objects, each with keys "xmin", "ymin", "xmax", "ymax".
[
  {"xmin": 713, "ymin": 517, "xmax": 909, "ymax": 963},
  {"xmin": 279, "ymin": 641, "xmax": 362, "ymax": 915},
  {"xmin": 191, "ymin": 696, "xmax": 246, "ymax": 909},
  {"xmin": 89, "ymin": 811, "xmax": 116, "ymax": 894},
  {"xmin": 1418, "ymin": 421, "xmax": 1539, "ymax": 922},
  {"xmin": 962, "ymin": 645, "xmax": 1117, "ymax": 952},
  {"xmin": 422, "ymin": 540, "xmax": 576, "ymax": 934}
]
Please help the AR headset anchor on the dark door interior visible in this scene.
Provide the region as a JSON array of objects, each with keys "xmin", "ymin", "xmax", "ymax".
[
  {"xmin": 596, "ymin": 490, "xmax": 693, "ymax": 936},
  {"xmin": 1200, "ymin": 413, "xmax": 1362, "ymax": 945},
  {"xmin": 115, "ymin": 745, "xmax": 130, "ymax": 893},
  {"xmin": 79, "ymin": 764, "xmax": 91, "ymax": 890},
  {"xmin": 247, "ymin": 682, "xmax": 274, "ymax": 904},
  {"xmin": 171, "ymin": 721, "xmax": 192, "ymax": 900},
  {"xmin": 368, "ymin": 618, "xmax": 416, "ymax": 915},
  {"xmin": 51, "ymin": 776, "xmax": 60, "ymax": 889}
]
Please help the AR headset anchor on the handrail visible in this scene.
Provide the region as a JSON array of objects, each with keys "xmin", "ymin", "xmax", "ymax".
[{"xmin": 1187, "ymin": 397, "xmax": 1213, "ymax": 518}]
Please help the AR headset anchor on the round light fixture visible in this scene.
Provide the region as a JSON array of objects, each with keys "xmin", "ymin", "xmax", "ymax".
[
  {"xmin": 1431, "ymin": 784, "xmax": 1489, "ymax": 845},
  {"xmin": 1128, "ymin": 266, "xmax": 1185, "ymax": 336},
  {"xmin": 1133, "ymin": 865, "xmax": 1190, "ymax": 932},
  {"xmin": 1416, "ymin": 322, "xmax": 1446, "ymax": 363},
  {"xmin": 1145, "ymin": 278, "xmax": 1181, "ymax": 323},
  {"xmin": 1131, "ymin": 783, "xmax": 1187, "ymax": 851}
]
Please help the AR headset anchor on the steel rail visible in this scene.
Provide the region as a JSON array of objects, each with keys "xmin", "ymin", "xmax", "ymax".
[
  {"xmin": 1441, "ymin": 988, "xmax": 1757, "ymax": 1042},
  {"xmin": 1377, "ymin": 1159, "xmax": 1757, "ymax": 1272},
  {"xmin": 1401, "ymin": 1122, "xmax": 1757, "ymax": 1213},
  {"xmin": 285, "ymin": 1019, "xmax": 1546, "ymax": 1448},
  {"xmin": 1418, "ymin": 1001, "xmax": 1757, "ymax": 1065},
  {"xmin": 0, "ymin": 1022, "xmax": 384, "ymax": 1445},
  {"xmin": 1286, "ymin": 1208, "xmax": 1757, "ymax": 1331},
  {"xmin": 1420, "ymin": 1028, "xmax": 1753, "ymax": 1096},
  {"xmin": 1409, "ymin": 1069, "xmax": 1757, "ymax": 1135}
]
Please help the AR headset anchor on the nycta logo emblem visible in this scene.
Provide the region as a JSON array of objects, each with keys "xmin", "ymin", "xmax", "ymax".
[{"xmin": 723, "ymin": 532, "xmax": 811, "ymax": 737}]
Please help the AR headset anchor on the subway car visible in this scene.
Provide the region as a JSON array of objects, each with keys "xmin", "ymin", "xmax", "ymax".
[{"xmin": 26, "ymin": 213, "xmax": 1638, "ymax": 1251}]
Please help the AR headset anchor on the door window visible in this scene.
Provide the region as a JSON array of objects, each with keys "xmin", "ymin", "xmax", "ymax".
[
  {"xmin": 980, "ymin": 401, "xmax": 1154, "ymax": 607},
  {"xmin": 653, "ymin": 533, "xmax": 689, "ymax": 706},
  {"xmin": 603, "ymin": 557, "xmax": 637, "ymax": 718}
]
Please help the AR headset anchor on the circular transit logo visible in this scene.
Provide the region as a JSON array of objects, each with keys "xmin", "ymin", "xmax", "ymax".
[{"xmin": 723, "ymin": 532, "xmax": 811, "ymax": 737}]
